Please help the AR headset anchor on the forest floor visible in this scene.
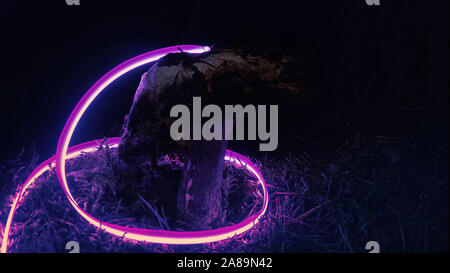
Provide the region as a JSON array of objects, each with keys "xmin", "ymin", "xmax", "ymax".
[{"xmin": 0, "ymin": 106, "xmax": 448, "ymax": 253}]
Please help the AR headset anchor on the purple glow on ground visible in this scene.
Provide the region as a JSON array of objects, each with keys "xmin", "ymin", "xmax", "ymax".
[{"xmin": 1, "ymin": 45, "xmax": 269, "ymax": 253}]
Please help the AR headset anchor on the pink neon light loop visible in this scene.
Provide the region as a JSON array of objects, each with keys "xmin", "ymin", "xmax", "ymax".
[{"xmin": 0, "ymin": 45, "xmax": 269, "ymax": 253}]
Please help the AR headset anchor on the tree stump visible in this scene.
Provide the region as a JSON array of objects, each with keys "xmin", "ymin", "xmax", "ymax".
[{"xmin": 118, "ymin": 47, "xmax": 309, "ymax": 228}]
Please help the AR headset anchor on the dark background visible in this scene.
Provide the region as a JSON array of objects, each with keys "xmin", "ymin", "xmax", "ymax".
[{"xmin": 0, "ymin": 0, "xmax": 448, "ymax": 162}]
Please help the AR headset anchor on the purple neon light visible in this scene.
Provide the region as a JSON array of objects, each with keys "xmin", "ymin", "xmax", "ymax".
[{"xmin": 0, "ymin": 45, "xmax": 269, "ymax": 253}]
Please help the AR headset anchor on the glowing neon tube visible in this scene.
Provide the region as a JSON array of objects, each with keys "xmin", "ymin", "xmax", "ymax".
[{"xmin": 1, "ymin": 45, "xmax": 269, "ymax": 253}]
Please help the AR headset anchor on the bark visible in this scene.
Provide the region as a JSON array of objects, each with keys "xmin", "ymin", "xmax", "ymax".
[{"xmin": 177, "ymin": 140, "xmax": 228, "ymax": 227}]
